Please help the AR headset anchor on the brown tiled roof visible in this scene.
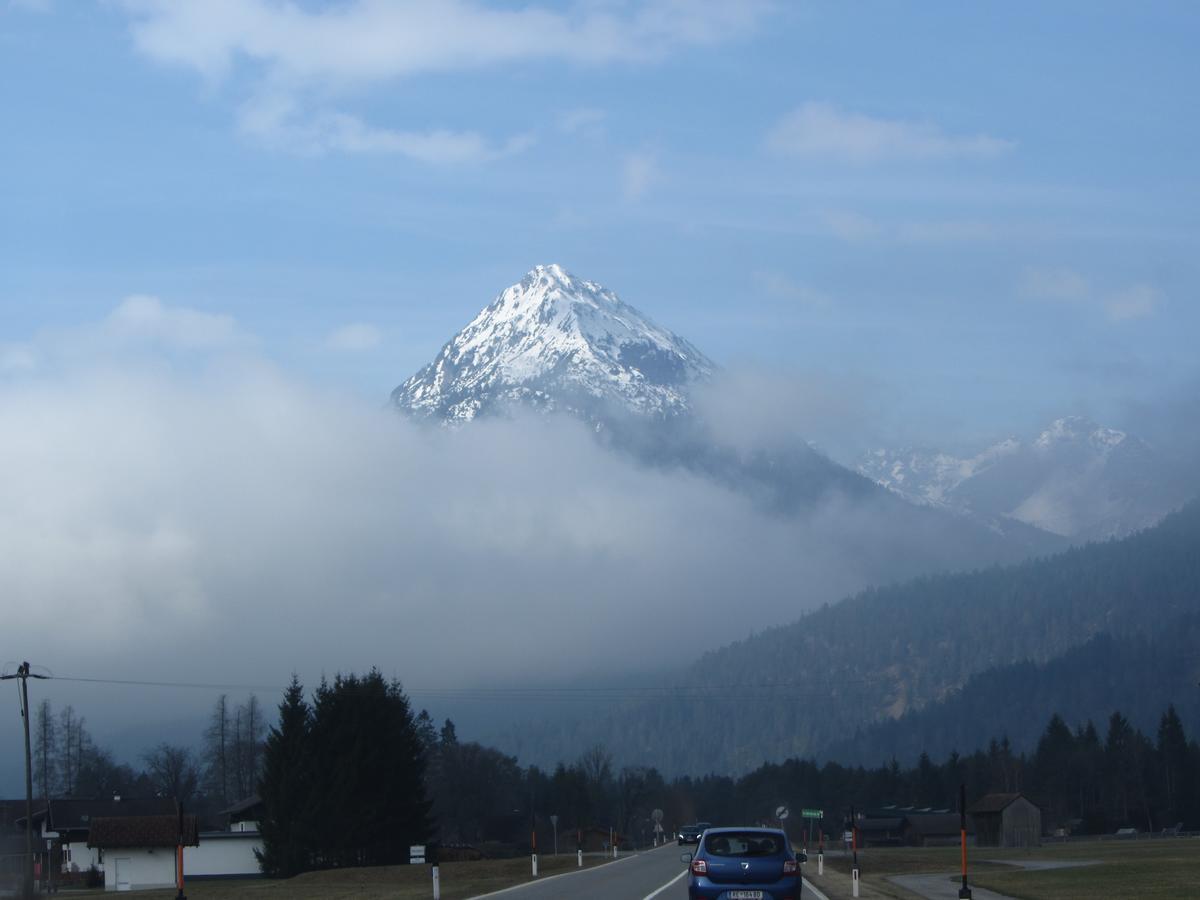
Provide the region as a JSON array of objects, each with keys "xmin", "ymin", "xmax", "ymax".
[
  {"xmin": 44, "ymin": 797, "xmax": 179, "ymax": 831},
  {"xmin": 87, "ymin": 815, "xmax": 199, "ymax": 849},
  {"xmin": 967, "ymin": 793, "xmax": 1024, "ymax": 815}
]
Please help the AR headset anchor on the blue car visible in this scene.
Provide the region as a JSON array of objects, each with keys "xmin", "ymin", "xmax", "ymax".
[{"xmin": 681, "ymin": 827, "xmax": 804, "ymax": 900}]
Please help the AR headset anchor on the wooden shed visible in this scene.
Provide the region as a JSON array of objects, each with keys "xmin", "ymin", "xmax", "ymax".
[{"xmin": 968, "ymin": 793, "xmax": 1041, "ymax": 848}]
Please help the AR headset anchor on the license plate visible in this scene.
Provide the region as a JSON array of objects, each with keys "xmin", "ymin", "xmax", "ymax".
[{"xmin": 727, "ymin": 893, "xmax": 763, "ymax": 900}]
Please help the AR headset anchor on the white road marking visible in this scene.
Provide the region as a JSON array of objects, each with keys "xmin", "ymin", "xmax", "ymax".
[
  {"xmin": 803, "ymin": 875, "xmax": 832, "ymax": 900},
  {"xmin": 641, "ymin": 867, "xmax": 688, "ymax": 899},
  {"xmin": 466, "ymin": 851, "xmax": 640, "ymax": 899}
]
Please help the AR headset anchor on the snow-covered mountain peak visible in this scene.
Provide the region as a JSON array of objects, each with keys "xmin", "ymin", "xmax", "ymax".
[
  {"xmin": 392, "ymin": 265, "xmax": 716, "ymax": 423},
  {"xmin": 857, "ymin": 415, "xmax": 1169, "ymax": 540},
  {"xmin": 1034, "ymin": 416, "xmax": 1126, "ymax": 452}
]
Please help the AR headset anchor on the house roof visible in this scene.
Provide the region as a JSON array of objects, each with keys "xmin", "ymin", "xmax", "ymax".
[
  {"xmin": 858, "ymin": 817, "xmax": 906, "ymax": 831},
  {"xmin": 87, "ymin": 815, "xmax": 199, "ymax": 849},
  {"xmin": 218, "ymin": 794, "xmax": 263, "ymax": 817},
  {"xmin": 968, "ymin": 793, "xmax": 1026, "ymax": 815},
  {"xmin": 42, "ymin": 797, "xmax": 179, "ymax": 831},
  {"xmin": 907, "ymin": 813, "xmax": 966, "ymax": 836}
]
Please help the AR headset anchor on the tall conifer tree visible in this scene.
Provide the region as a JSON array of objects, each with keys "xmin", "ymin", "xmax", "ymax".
[{"xmin": 257, "ymin": 676, "xmax": 313, "ymax": 878}]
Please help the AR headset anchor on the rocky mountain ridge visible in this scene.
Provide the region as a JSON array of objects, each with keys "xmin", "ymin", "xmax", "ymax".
[
  {"xmin": 392, "ymin": 264, "xmax": 715, "ymax": 423},
  {"xmin": 857, "ymin": 416, "xmax": 1174, "ymax": 539}
]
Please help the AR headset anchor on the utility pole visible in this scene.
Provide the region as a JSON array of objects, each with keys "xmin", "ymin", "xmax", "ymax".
[
  {"xmin": 958, "ymin": 783, "xmax": 972, "ymax": 899},
  {"xmin": 3, "ymin": 662, "xmax": 49, "ymax": 900}
]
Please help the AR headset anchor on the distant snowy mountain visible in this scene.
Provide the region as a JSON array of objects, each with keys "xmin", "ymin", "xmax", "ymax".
[
  {"xmin": 392, "ymin": 264, "xmax": 715, "ymax": 423},
  {"xmin": 858, "ymin": 416, "xmax": 1176, "ymax": 539}
]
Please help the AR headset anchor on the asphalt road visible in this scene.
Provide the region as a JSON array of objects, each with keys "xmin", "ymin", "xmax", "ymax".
[
  {"xmin": 469, "ymin": 842, "xmax": 689, "ymax": 899},
  {"xmin": 470, "ymin": 842, "xmax": 828, "ymax": 900}
]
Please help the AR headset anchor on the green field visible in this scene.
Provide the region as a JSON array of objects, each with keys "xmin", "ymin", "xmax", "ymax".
[{"xmin": 811, "ymin": 838, "xmax": 1200, "ymax": 900}]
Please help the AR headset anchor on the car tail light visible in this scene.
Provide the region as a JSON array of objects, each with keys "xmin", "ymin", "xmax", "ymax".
[
  {"xmin": 783, "ymin": 859, "xmax": 798, "ymax": 874},
  {"xmin": 690, "ymin": 858, "xmax": 707, "ymax": 875}
]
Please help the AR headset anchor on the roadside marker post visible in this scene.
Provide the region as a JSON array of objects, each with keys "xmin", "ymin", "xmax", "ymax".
[
  {"xmin": 577, "ymin": 830, "xmax": 583, "ymax": 868},
  {"xmin": 850, "ymin": 806, "xmax": 860, "ymax": 899},
  {"xmin": 958, "ymin": 784, "xmax": 972, "ymax": 899},
  {"xmin": 818, "ymin": 829, "xmax": 824, "ymax": 876}
]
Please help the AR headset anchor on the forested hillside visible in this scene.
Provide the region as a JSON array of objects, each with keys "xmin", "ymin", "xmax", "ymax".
[
  {"xmin": 827, "ymin": 619, "xmax": 1200, "ymax": 766},
  {"xmin": 505, "ymin": 500, "xmax": 1200, "ymax": 774}
]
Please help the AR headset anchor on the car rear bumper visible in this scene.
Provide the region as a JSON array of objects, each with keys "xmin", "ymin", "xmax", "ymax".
[{"xmin": 687, "ymin": 875, "xmax": 802, "ymax": 899}]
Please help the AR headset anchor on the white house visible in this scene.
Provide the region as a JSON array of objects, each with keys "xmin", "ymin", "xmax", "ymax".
[
  {"xmin": 26, "ymin": 796, "xmax": 178, "ymax": 879},
  {"xmin": 87, "ymin": 813, "xmax": 199, "ymax": 892}
]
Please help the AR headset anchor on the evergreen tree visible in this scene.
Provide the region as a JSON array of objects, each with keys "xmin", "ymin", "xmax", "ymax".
[
  {"xmin": 1104, "ymin": 712, "xmax": 1137, "ymax": 825},
  {"xmin": 257, "ymin": 676, "xmax": 314, "ymax": 878},
  {"xmin": 307, "ymin": 670, "xmax": 432, "ymax": 868},
  {"xmin": 1032, "ymin": 714, "xmax": 1075, "ymax": 826},
  {"xmin": 1156, "ymin": 706, "xmax": 1188, "ymax": 825}
]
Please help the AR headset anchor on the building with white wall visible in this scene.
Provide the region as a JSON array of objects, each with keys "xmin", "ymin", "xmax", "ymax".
[
  {"xmin": 88, "ymin": 813, "xmax": 199, "ymax": 892},
  {"xmin": 186, "ymin": 831, "xmax": 263, "ymax": 879}
]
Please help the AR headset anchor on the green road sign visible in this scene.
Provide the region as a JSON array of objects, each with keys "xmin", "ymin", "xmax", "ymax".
[{"xmin": 801, "ymin": 808, "xmax": 823, "ymax": 819}]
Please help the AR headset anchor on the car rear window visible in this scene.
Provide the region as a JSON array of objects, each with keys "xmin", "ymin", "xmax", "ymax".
[{"xmin": 703, "ymin": 832, "xmax": 785, "ymax": 856}]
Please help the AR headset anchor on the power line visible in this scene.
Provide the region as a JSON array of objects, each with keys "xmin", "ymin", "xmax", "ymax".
[
  {"xmin": 52, "ymin": 675, "xmax": 287, "ymax": 692},
  {"xmin": 40, "ymin": 673, "xmax": 881, "ymax": 704}
]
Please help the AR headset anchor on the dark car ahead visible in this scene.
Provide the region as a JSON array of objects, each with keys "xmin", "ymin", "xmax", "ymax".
[
  {"xmin": 678, "ymin": 823, "xmax": 704, "ymax": 845},
  {"xmin": 682, "ymin": 827, "xmax": 804, "ymax": 900}
]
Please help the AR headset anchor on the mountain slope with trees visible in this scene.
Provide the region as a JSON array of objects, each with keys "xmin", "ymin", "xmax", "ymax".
[{"xmin": 499, "ymin": 499, "xmax": 1200, "ymax": 775}]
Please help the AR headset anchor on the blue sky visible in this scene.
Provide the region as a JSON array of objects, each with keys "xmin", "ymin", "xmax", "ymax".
[{"xmin": 2, "ymin": 0, "xmax": 1197, "ymax": 449}]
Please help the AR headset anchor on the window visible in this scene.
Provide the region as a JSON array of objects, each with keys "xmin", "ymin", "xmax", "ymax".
[{"xmin": 704, "ymin": 832, "xmax": 785, "ymax": 857}]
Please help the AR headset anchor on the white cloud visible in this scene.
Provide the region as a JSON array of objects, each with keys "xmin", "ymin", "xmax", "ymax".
[
  {"xmin": 0, "ymin": 347, "xmax": 892, "ymax": 710},
  {"xmin": 105, "ymin": 295, "xmax": 243, "ymax": 349},
  {"xmin": 1019, "ymin": 267, "xmax": 1160, "ymax": 323},
  {"xmin": 766, "ymin": 102, "xmax": 1014, "ymax": 163},
  {"xmin": 558, "ymin": 107, "xmax": 607, "ymax": 136},
  {"xmin": 326, "ymin": 322, "xmax": 383, "ymax": 352},
  {"xmin": 1105, "ymin": 284, "xmax": 1159, "ymax": 322},
  {"xmin": 115, "ymin": 0, "xmax": 771, "ymax": 159},
  {"xmin": 117, "ymin": 0, "xmax": 772, "ymax": 82},
  {"xmin": 622, "ymin": 151, "xmax": 658, "ymax": 201},
  {"xmin": 238, "ymin": 91, "xmax": 534, "ymax": 162}
]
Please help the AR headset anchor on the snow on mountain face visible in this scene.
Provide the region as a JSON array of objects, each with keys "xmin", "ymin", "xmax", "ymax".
[
  {"xmin": 857, "ymin": 440, "xmax": 1019, "ymax": 507},
  {"xmin": 392, "ymin": 264, "xmax": 716, "ymax": 423},
  {"xmin": 857, "ymin": 417, "xmax": 1173, "ymax": 540}
]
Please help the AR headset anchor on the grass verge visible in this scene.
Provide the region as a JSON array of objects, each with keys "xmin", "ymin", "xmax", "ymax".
[{"xmin": 130, "ymin": 852, "xmax": 618, "ymax": 900}]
